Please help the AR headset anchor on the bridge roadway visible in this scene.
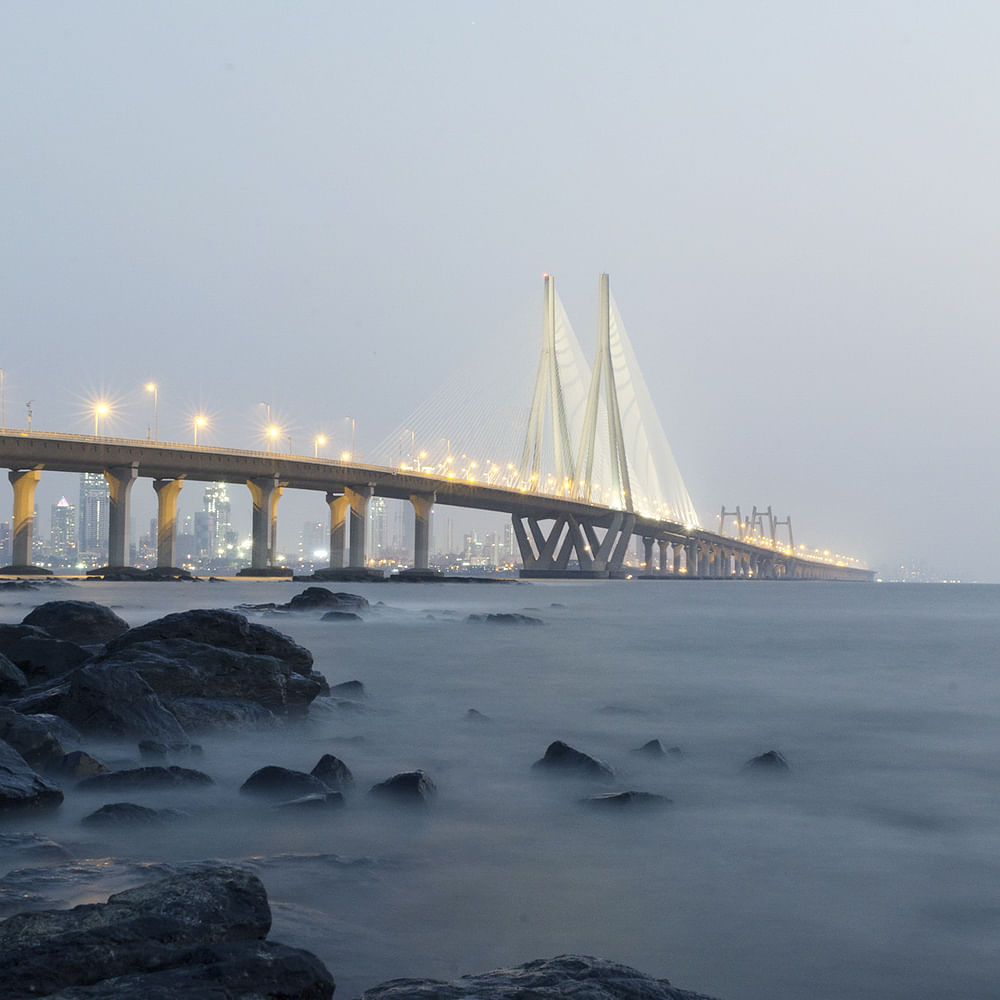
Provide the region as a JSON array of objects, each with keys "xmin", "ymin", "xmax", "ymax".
[{"xmin": 0, "ymin": 431, "xmax": 873, "ymax": 581}]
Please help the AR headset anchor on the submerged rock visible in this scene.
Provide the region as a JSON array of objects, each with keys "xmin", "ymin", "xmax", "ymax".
[
  {"xmin": 240, "ymin": 765, "xmax": 330, "ymax": 800},
  {"xmin": 22, "ymin": 600, "xmax": 130, "ymax": 646},
  {"xmin": 76, "ymin": 765, "xmax": 213, "ymax": 792},
  {"xmin": 81, "ymin": 802, "xmax": 187, "ymax": 826},
  {"xmin": 583, "ymin": 790, "xmax": 673, "ymax": 809},
  {"xmin": 467, "ymin": 612, "xmax": 543, "ymax": 625},
  {"xmin": 311, "ymin": 753, "xmax": 354, "ymax": 790},
  {"xmin": 0, "ymin": 738, "xmax": 64, "ymax": 813},
  {"xmin": 743, "ymin": 749, "xmax": 790, "ymax": 773},
  {"xmin": 321, "ymin": 610, "xmax": 363, "ymax": 622},
  {"xmin": 329, "ymin": 679, "xmax": 366, "ymax": 700},
  {"xmin": 287, "ymin": 587, "xmax": 369, "ymax": 611},
  {"xmin": 272, "ymin": 792, "xmax": 345, "ymax": 812},
  {"xmin": 631, "ymin": 738, "xmax": 667, "ymax": 757},
  {"xmin": 465, "ymin": 708, "xmax": 491, "ymax": 722},
  {"xmin": 369, "ymin": 769, "xmax": 436, "ymax": 805},
  {"xmin": 359, "ymin": 953, "xmax": 719, "ymax": 1000},
  {"xmin": 532, "ymin": 741, "xmax": 615, "ymax": 782},
  {"xmin": 47, "ymin": 750, "xmax": 109, "ymax": 780}
]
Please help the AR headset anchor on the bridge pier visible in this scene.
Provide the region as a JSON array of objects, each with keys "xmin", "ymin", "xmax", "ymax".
[
  {"xmin": 515, "ymin": 511, "xmax": 635, "ymax": 578},
  {"xmin": 410, "ymin": 492, "xmax": 435, "ymax": 569},
  {"xmin": 642, "ymin": 536, "xmax": 654, "ymax": 573},
  {"xmin": 105, "ymin": 463, "xmax": 138, "ymax": 568},
  {"xmin": 347, "ymin": 485, "xmax": 374, "ymax": 568},
  {"xmin": 658, "ymin": 538, "xmax": 669, "ymax": 574},
  {"xmin": 326, "ymin": 492, "xmax": 349, "ymax": 568},
  {"xmin": 248, "ymin": 475, "xmax": 281, "ymax": 569},
  {"xmin": 7, "ymin": 469, "xmax": 41, "ymax": 568},
  {"xmin": 153, "ymin": 479, "xmax": 184, "ymax": 568}
]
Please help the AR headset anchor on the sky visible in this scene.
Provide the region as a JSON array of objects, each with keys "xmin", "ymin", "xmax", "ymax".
[{"xmin": 2, "ymin": 2, "xmax": 998, "ymax": 580}]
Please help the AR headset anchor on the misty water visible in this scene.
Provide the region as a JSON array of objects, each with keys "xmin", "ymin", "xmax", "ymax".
[{"xmin": 1, "ymin": 579, "xmax": 998, "ymax": 999}]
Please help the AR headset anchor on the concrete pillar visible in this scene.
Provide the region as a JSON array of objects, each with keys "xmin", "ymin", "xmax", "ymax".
[
  {"xmin": 153, "ymin": 479, "xmax": 184, "ymax": 568},
  {"xmin": 347, "ymin": 485, "xmax": 374, "ymax": 568},
  {"xmin": 326, "ymin": 492, "xmax": 349, "ymax": 568},
  {"xmin": 673, "ymin": 543, "xmax": 682, "ymax": 575},
  {"xmin": 642, "ymin": 536, "xmax": 654, "ymax": 572},
  {"xmin": 686, "ymin": 539, "xmax": 698, "ymax": 576},
  {"xmin": 268, "ymin": 486, "xmax": 283, "ymax": 566},
  {"xmin": 104, "ymin": 463, "xmax": 138, "ymax": 568},
  {"xmin": 410, "ymin": 492, "xmax": 435, "ymax": 570},
  {"xmin": 247, "ymin": 476, "xmax": 280, "ymax": 569},
  {"xmin": 8, "ymin": 469, "xmax": 41, "ymax": 567},
  {"xmin": 658, "ymin": 539, "xmax": 668, "ymax": 574}
]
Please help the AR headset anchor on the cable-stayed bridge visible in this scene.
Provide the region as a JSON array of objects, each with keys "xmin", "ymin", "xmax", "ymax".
[{"xmin": 0, "ymin": 276, "xmax": 873, "ymax": 581}]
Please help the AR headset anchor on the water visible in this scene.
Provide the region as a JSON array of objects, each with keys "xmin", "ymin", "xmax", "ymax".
[{"xmin": 1, "ymin": 580, "xmax": 998, "ymax": 999}]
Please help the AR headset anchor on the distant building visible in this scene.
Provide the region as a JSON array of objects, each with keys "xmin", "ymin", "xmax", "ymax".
[
  {"xmin": 202, "ymin": 483, "xmax": 234, "ymax": 558},
  {"xmin": 78, "ymin": 472, "xmax": 109, "ymax": 562},
  {"xmin": 50, "ymin": 497, "xmax": 77, "ymax": 565},
  {"xmin": 0, "ymin": 521, "xmax": 9, "ymax": 564}
]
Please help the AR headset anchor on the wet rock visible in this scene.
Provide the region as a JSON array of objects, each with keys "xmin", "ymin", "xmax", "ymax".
[
  {"xmin": 0, "ymin": 738, "xmax": 64, "ymax": 813},
  {"xmin": 287, "ymin": 587, "xmax": 369, "ymax": 611},
  {"xmin": 97, "ymin": 637, "xmax": 323, "ymax": 717},
  {"xmin": 329, "ymin": 679, "xmax": 366, "ymax": 700},
  {"xmin": 744, "ymin": 749, "xmax": 790, "ymax": 773},
  {"xmin": 583, "ymin": 790, "xmax": 673, "ymax": 808},
  {"xmin": 47, "ymin": 750, "xmax": 110, "ymax": 780},
  {"xmin": 4, "ymin": 635, "xmax": 92, "ymax": 682},
  {"xmin": 272, "ymin": 792, "xmax": 345, "ymax": 812},
  {"xmin": 369, "ymin": 769, "xmax": 436, "ymax": 805},
  {"xmin": 165, "ymin": 697, "xmax": 280, "ymax": 732},
  {"xmin": 104, "ymin": 609, "xmax": 314, "ymax": 676},
  {"xmin": 321, "ymin": 610, "xmax": 363, "ymax": 621},
  {"xmin": 240, "ymin": 765, "xmax": 330, "ymax": 800},
  {"xmin": 22, "ymin": 601, "xmax": 130, "ymax": 646},
  {"xmin": 311, "ymin": 753, "xmax": 354, "ymax": 790},
  {"xmin": 76, "ymin": 765, "xmax": 213, "ymax": 792},
  {"xmin": 0, "ymin": 865, "xmax": 278, "ymax": 1000},
  {"xmin": 465, "ymin": 708, "xmax": 491, "ymax": 722},
  {"xmin": 81, "ymin": 802, "xmax": 187, "ymax": 826},
  {"xmin": 632, "ymin": 738, "xmax": 666, "ymax": 757},
  {"xmin": 138, "ymin": 739, "xmax": 201, "ymax": 760},
  {"xmin": 466, "ymin": 612, "xmax": 543, "ymax": 625},
  {"xmin": 0, "ymin": 706, "xmax": 66, "ymax": 769},
  {"xmin": 0, "ymin": 623, "xmax": 49, "ymax": 656},
  {"xmin": 359, "ymin": 953, "xmax": 718, "ymax": 1000},
  {"xmin": 0, "ymin": 651, "xmax": 28, "ymax": 696},
  {"xmin": 0, "ymin": 832, "xmax": 72, "ymax": 861},
  {"xmin": 532, "ymin": 741, "xmax": 615, "ymax": 782}
]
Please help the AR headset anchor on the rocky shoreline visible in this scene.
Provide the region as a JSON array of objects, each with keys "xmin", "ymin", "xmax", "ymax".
[{"xmin": 0, "ymin": 591, "xmax": 726, "ymax": 999}]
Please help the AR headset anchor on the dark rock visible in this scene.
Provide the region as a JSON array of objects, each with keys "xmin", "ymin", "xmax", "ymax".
[
  {"xmin": 0, "ymin": 866, "xmax": 273, "ymax": 1000},
  {"xmin": 532, "ymin": 741, "xmax": 615, "ymax": 782},
  {"xmin": 97, "ymin": 637, "xmax": 322, "ymax": 717},
  {"xmin": 271, "ymin": 792, "xmax": 345, "ymax": 812},
  {"xmin": 0, "ymin": 623, "xmax": 50, "ymax": 656},
  {"xmin": 311, "ymin": 753, "xmax": 354, "ymax": 790},
  {"xmin": 0, "ymin": 738, "xmax": 64, "ymax": 813},
  {"xmin": 23, "ymin": 601, "xmax": 130, "ymax": 646},
  {"xmin": 48, "ymin": 750, "xmax": 109, "ymax": 780},
  {"xmin": 0, "ymin": 832, "xmax": 72, "ymax": 861},
  {"xmin": 369, "ymin": 769, "xmax": 436, "ymax": 805},
  {"xmin": 139, "ymin": 740, "xmax": 168, "ymax": 759},
  {"xmin": 76, "ymin": 765, "xmax": 213, "ymax": 792},
  {"xmin": 164, "ymin": 697, "xmax": 279, "ymax": 732},
  {"xmin": 583, "ymin": 790, "xmax": 673, "ymax": 808},
  {"xmin": 240, "ymin": 765, "xmax": 330, "ymax": 800},
  {"xmin": 667, "ymin": 745, "xmax": 684, "ymax": 759},
  {"xmin": 0, "ymin": 706, "xmax": 66, "ymax": 768},
  {"xmin": 466, "ymin": 612, "xmax": 543, "ymax": 625},
  {"xmin": 329, "ymin": 679, "xmax": 366, "ymax": 700},
  {"xmin": 465, "ymin": 708, "xmax": 491, "ymax": 722},
  {"xmin": 4, "ymin": 635, "xmax": 92, "ymax": 682},
  {"xmin": 81, "ymin": 802, "xmax": 186, "ymax": 827},
  {"xmin": 631, "ymin": 739, "xmax": 666, "ymax": 757},
  {"xmin": 104, "ymin": 609, "xmax": 314, "ymax": 676},
  {"xmin": 321, "ymin": 610, "xmax": 363, "ymax": 622},
  {"xmin": 358, "ymin": 953, "xmax": 719, "ymax": 1000},
  {"xmin": 744, "ymin": 749, "xmax": 790, "ymax": 773},
  {"xmin": 287, "ymin": 587, "xmax": 369, "ymax": 611},
  {"xmin": 0, "ymin": 651, "xmax": 28, "ymax": 696}
]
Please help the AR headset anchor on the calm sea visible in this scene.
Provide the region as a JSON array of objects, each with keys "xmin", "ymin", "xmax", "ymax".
[{"xmin": 1, "ymin": 579, "xmax": 997, "ymax": 999}]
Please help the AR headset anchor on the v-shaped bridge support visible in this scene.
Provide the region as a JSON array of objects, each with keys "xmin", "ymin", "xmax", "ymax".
[{"xmin": 512, "ymin": 510, "xmax": 636, "ymax": 579}]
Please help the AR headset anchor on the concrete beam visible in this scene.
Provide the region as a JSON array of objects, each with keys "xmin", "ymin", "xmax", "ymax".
[
  {"xmin": 152, "ymin": 478, "xmax": 184, "ymax": 568},
  {"xmin": 8, "ymin": 469, "xmax": 41, "ymax": 567},
  {"xmin": 104, "ymin": 463, "xmax": 138, "ymax": 568}
]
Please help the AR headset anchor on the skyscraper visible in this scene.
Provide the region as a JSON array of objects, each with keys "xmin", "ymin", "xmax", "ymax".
[
  {"xmin": 202, "ymin": 483, "xmax": 234, "ymax": 558},
  {"xmin": 50, "ymin": 497, "xmax": 77, "ymax": 565},
  {"xmin": 78, "ymin": 472, "xmax": 108, "ymax": 561}
]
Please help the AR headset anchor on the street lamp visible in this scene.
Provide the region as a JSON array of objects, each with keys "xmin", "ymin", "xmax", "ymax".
[
  {"xmin": 314, "ymin": 434, "xmax": 326, "ymax": 458},
  {"xmin": 93, "ymin": 402, "xmax": 109, "ymax": 437},
  {"xmin": 145, "ymin": 383, "xmax": 158, "ymax": 440},
  {"xmin": 193, "ymin": 415, "xmax": 207, "ymax": 445},
  {"xmin": 267, "ymin": 425, "xmax": 279, "ymax": 452}
]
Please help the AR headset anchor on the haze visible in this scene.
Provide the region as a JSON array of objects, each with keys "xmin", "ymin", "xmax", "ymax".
[{"xmin": 2, "ymin": 3, "xmax": 997, "ymax": 580}]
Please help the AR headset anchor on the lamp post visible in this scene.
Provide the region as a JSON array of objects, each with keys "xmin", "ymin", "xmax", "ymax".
[
  {"xmin": 193, "ymin": 415, "xmax": 207, "ymax": 446},
  {"xmin": 93, "ymin": 402, "xmax": 109, "ymax": 437},
  {"xmin": 146, "ymin": 383, "xmax": 158, "ymax": 440},
  {"xmin": 314, "ymin": 434, "xmax": 326, "ymax": 458},
  {"xmin": 268, "ymin": 426, "xmax": 279, "ymax": 452}
]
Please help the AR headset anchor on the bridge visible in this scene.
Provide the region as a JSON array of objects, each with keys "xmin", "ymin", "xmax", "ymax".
[{"xmin": 0, "ymin": 276, "xmax": 873, "ymax": 582}]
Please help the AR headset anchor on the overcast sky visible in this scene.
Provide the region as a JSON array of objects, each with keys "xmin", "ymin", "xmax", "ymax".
[{"xmin": 2, "ymin": 2, "xmax": 998, "ymax": 580}]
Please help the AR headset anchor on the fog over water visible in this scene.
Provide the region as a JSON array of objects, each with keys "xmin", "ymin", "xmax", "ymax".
[{"xmin": 1, "ymin": 580, "xmax": 998, "ymax": 999}]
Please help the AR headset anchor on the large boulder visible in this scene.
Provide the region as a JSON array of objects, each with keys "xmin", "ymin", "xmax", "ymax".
[
  {"xmin": 743, "ymin": 749, "xmax": 790, "ymax": 773},
  {"xmin": 240, "ymin": 765, "xmax": 330, "ymax": 800},
  {"xmin": 359, "ymin": 954, "xmax": 720, "ymax": 1000},
  {"xmin": 0, "ymin": 623, "xmax": 49, "ymax": 657},
  {"xmin": 369, "ymin": 769, "xmax": 436, "ymax": 805},
  {"xmin": 22, "ymin": 601, "xmax": 130, "ymax": 646},
  {"xmin": 0, "ymin": 707, "xmax": 66, "ymax": 769},
  {"xmin": 76, "ymin": 766, "xmax": 213, "ymax": 793},
  {"xmin": 286, "ymin": 587, "xmax": 369, "ymax": 612},
  {"xmin": 165, "ymin": 697, "xmax": 280, "ymax": 732},
  {"xmin": 81, "ymin": 802, "xmax": 187, "ymax": 827},
  {"xmin": 311, "ymin": 753, "xmax": 354, "ymax": 790},
  {"xmin": 0, "ymin": 738, "xmax": 64, "ymax": 813},
  {"xmin": 0, "ymin": 652, "xmax": 28, "ymax": 697},
  {"xmin": 3, "ymin": 635, "xmax": 92, "ymax": 682},
  {"xmin": 532, "ymin": 741, "xmax": 615, "ymax": 782}
]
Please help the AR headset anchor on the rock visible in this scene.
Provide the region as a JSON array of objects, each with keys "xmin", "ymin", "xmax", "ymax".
[
  {"xmin": 631, "ymin": 739, "xmax": 666, "ymax": 757},
  {"xmin": 0, "ymin": 623, "xmax": 49, "ymax": 656},
  {"xmin": 0, "ymin": 706, "xmax": 66, "ymax": 769},
  {"xmin": 4, "ymin": 635, "xmax": 92, "ymax": 682},
  {"xmin": 466, "ymin": 612, "xmax": 543, "ymax": 625},
  {"xmin": 532, "ymin": 741, "xmax": 615, "ymax": 782},
  {"xmin": 0, "ymin": 651, "xmax": 28, "ymax": 696},
  {"xmin": 744, "ymin": 749, "xmax": 790, "ymax": 773},
  {"xmin": 0, "ymin": 865, "xmax": 277, "ymax": 1000},
  {"xmin": 76, "ymin": 765, "xmax": 213, "ymax": 792},
  {"xmin": 321, "ymin": 610, "xmax": 363, "ymax": 622},
  {"xmin": 311, "ymin": 753, "xmax": 354, "ymax": 790},
  {"xmin": 22, "ymin": 601, "xmax": 130, "ymax": 646},
  {"xmin": 48, "ymin": 750, "xmax": 110, "ymax": 780},
  {"xmin": 0, "ymin": 738, "xmax": 64, "ymax": 812},
  {"xmin": 359, "ymin": 954, "xmax": 719, "ymax": 1000},
  {"xmin": 240, "ymin": 765, "xmax": 330, "ymax": 800},
  {"xmin": 97, "ymin": 637, "xmax": 322, "ymax": 717},
  {"xmin": 369, "ymin": 769, "xmax": 436, "ymax": 805},
  {"xmin": 286, "ymin": 587, "xmax": 369, "ymax": 611},
  {"xmin": 81, "ymin": 802, "xmax": 186, "ymax": 826},
  {"xmin": 465, "ymin": 708, "xmax": 491, "ymax": 722},
  {"xmin": 271, "ymin": 792, "xmax": 345, "ymax": 812},
  {"xmin": 164, "ymin": 697, "xmax": 279, "ymax": 732},
  {"xmin": 329, "ymin": 679, "xmax": 366, "ymax": 700},
  {"xmin": 0, "ymin": 832, "xmax": 72, "ymax": 861},
  {"xmin": 139, "ymin": 739, "xmax": 168, "ymax": 760},
  {"xmin": 104, "ymin": 609, "xmax": 314, "ymax": 676},
  {"xmin": 583, "ymin": 790, "xmax": 673, "ymax": 808}
]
